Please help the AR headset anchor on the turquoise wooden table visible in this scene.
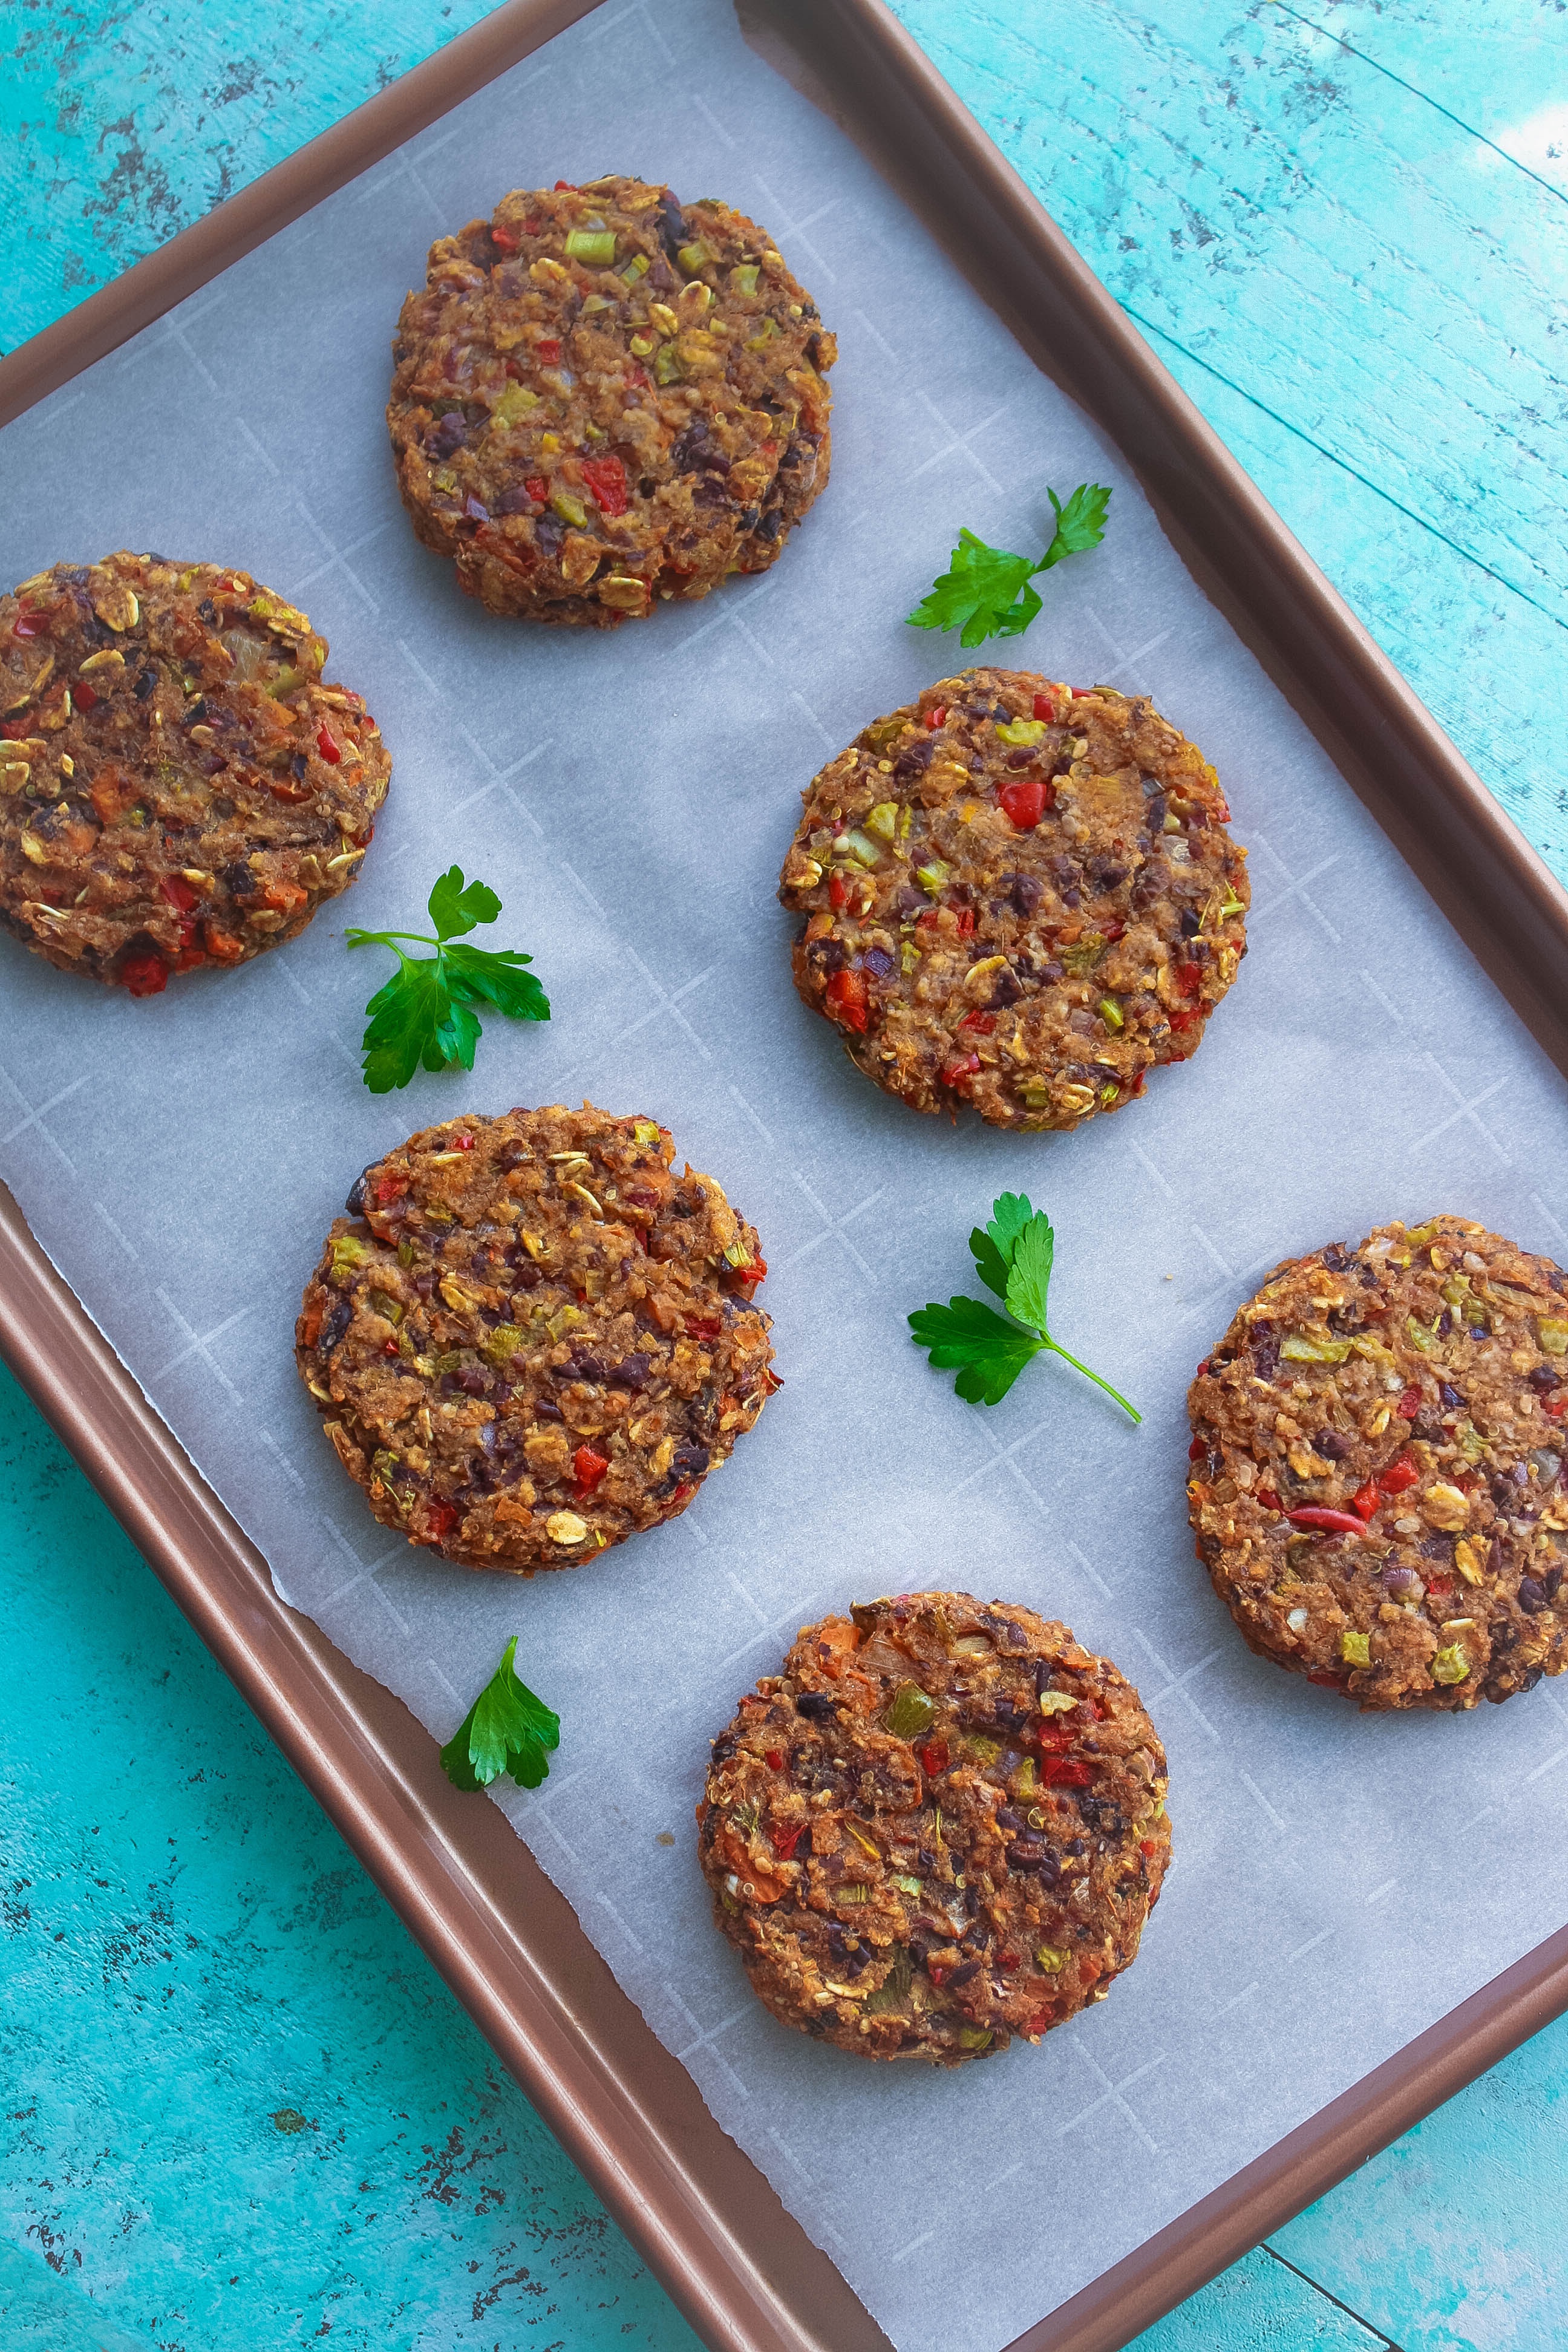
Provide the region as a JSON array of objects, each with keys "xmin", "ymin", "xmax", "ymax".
[{"xmin": 4, "ymin": 4, "xmax": 1566, "ymax": 2345}]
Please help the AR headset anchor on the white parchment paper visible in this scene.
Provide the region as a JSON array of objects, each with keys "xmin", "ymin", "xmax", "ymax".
[{"xmin": 4, "ymin": 5, "xmax": 1568, "ymax": 2345}]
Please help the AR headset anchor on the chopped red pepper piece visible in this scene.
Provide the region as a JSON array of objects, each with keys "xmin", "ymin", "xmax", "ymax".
[
  {"xmin": 1102, "ymin": 920, "xmax": 1126, "ymax": 941},
  {"xmin": 626, "ymin": 363, "xmax": 650, "ymax": 390},
  {"xmin": 765, "ymin": 1749, "xmax": 785, "ymax": 1772},
  {"xmin": 1195, "ymin": 1361, "xmax": 1209, "ymax": 1377},
  {"xmin": 1426, "ymin": 1573, "xmax": 1454, "ymax": 1600},
  {"xmin": 13, "ymin": 610, "xmax": 44, "ymax": 639},
  {"xmin": 1168, "ymin": 1007, "xmax": 1201, "ymax": 1032},
  {"xmin": 925, "ymin": 704, "xmax": 946, "ymax": 731},
  {"xmin": 1031, "ymin": 690, "xmax": 1057, "ymax": 722},
  {"xmin": 537, "ymin": 338, "xmax": 563, "ymax": 363},
  {"xmin": 119, "ymin": 949, "xmax": 169, "ymax": 998},
  {"xmin": 953, "ymin": 907, "xmax": 975, "ymax": 938},
  {"xmin": 1042, "ymin": 1757, "xmax": 1093, "ymax": 1787},
  {"xmin": 1024, "ymin": 2005, "xmax": 1055, "ymax": 2035},
  {"xmin": 998, "ymin": 1949, "xmax": 1021, "ymax": 1971},
  {"xmin": 684, "ymin": 1315, "xmax": 722, "ymax": 1341},
  {"xmin": 1256, "ymin": 1487, "xmax": 1282, "ymax": 1511},
  {"xmin": 554, "ymin": 178, "xmax": 573, "ymax": 189},
  {"xmin": 825, "ymin": 967, "xmax": 868, "ymax": 1032},
  {"xmin": 926, "ymin": 1961, "xmax": 951, "ymax": 1987},
  {"xmin": 940, "ymin": 1051, "xmax": 981, "ymax": 1088},
  {"xmin": 1351, "ymin": 1479, "xmax": 1380, "ymax": 1521},
  {"xmin": 316, "ymin": 724, "xmax": 342, "ymax": 764},
  {"xmin": 1379, "ymin": 1451, "xmax": 1419, "ymax": 1495},
  {"xmin": 769, "ymin": 1821, "xmax": 804, "ymax": 1859},
  {"xmin": 581, "ymin": 454, "xmax": 629, "ymax": 516},
  {"xmin": 1307, "ymin": 1669, "xmax": 1346, "ymax": 1689},
  {"xmin": 424, "ymin": 1500, "xmax": 459, "ymax": 1540},
  {"xmin": 1140, "ymin": 1839, "xmax": 1160, "ymax": 1858},
  {"xmin": 829, "ymin": 872, "xmax": 848, "ymax": 910},
  {"xmin": 490, "ymin": 223, "xmax": 520, "ymax": 252},
  {"xmin": 573, "ymin": 1445, "xmax": 610, "ymax": 1499},
  {"xmin": 1175, "ymin": 961, "xmax": 1204, "ymax": 997},
  {"xmin": 159, "ymin": 874, "xmax": 198, "ymax": 913},
  {"xmin": 525, "ymin": 474, "xmax": 549, "ymax": 504},
  {"xmin": 1189, "ymin": 1436, "xmax": 1207, "ymax": 1460},
  {"xmin": 73, "ymin": 679, "xmax": 98, "ymax": 711},
  {"xmin": 957, "ymin": 1010, "xmax": 995, "ymax": 1034},
  {"xmin": 916, "ymin": 1738, "xmax": 949, "ymax": 1776},
  {"xmin": 1397, "ymin": 1386, "xmax": 1422, "ymax": 1418},
  {"xmin": 382, "ymin": 1337, "xmax": 401, "ymax": 1357},
  {"xmin": 997, "ymin": 773, "xmax": 1051, "ymax": 830},
  {"xmin": 374, "ymin": 1172, "xmax": 408, "ymax": 1205},
  {"xmin": 1547, "ymin": 1396, "xmax": 1566, "ymax": 1420},
  {"xmin": 454, "ymin": 1132, "xmax": 474, "ymax": 1150},
  {"xmin": 1287, "ymin": 1506, "xmax": 1366, "ymax": 1537}
]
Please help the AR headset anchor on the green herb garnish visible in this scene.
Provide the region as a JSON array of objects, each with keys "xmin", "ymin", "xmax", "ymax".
[
  {"xmin": 908, "ymin": 1192, "xmax": 1139, "ymax": 1419},
  {"xmin": 907, "ymin": 485, "xmax": 1112, "ymax": 649},
  {"xmin": 439, "ymin": 1636, "xmax": 560, "ymax": 1792},
  {"xmin": 347, "ymin": 865, "xmax": 550, "ymax": 1094}
]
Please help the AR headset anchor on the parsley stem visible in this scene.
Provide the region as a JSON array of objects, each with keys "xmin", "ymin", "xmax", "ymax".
[{"xmin": 1044, "ymin": 1339, "xmax": 1141, "ymax": 1423}]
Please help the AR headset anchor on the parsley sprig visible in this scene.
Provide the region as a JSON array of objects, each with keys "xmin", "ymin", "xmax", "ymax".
[
  {"xmin": 909, "ymin": 1192, "xmax": 1139, "ymax": 1419},
  {"xmin": 347, "ymin": 865, "xmax": 549, "ymax": 1094},
  {"xmin": 907, "ymin": 485, "xmax": 1112, "ymax": 649},
  {"xmin": 439, "ymin": 1636, "xmax": 561, "ymax": 1792}
]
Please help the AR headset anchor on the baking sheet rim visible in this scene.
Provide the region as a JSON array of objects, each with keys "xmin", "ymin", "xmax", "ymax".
[{"xmin": 3, "ymin": 2, "xmax": 1568, "ymax": 2348}]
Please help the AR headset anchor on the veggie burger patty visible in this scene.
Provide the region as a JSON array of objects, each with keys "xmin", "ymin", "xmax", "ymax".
[
  {"xmin": 779, "ymin": 667, "xmax": 1248, "ymax": 1129},
  {"xmin": 0, "ymin": 552, "xmax": 388, "ymax": 993},
  {"xmin": 1189, "ymin": 1215, "xmax": 1568, "ymax": 1710},
  {"xmin": 296, "ymin": 1103, "xmax": 777, "ymax": 1572},
  {"xmin": 388, "ymin": 173, "xmax": 835, "ymax": 624},
  {"xmin": 699, "ymin": 1592, "xmax": 1169, "ymax": 2063}
]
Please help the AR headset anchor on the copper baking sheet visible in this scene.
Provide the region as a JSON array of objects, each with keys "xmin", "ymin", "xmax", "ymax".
[{"xmin": 2, "ymin": 4, "xmax": 1566, "ymax": 2348}]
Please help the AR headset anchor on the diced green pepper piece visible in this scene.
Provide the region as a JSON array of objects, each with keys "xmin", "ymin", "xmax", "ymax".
[
  {"xmin": 676, "ymin": 240, "xmax": 710, "ymax": 276},
  {"xmin": 620, "ymin": 252, "xmax": 649, "ymax": 283},
  {"xmin": 995, "ymin": 717, "xmax": 1046, "ymax": 747},
  {"xmin": 1340, "ymin": 1630, "xmax": 1371, "ymax": 1667},
  {"xmin": 482, "ymin": 1323, "xmax": 529, "ymax": 1366},
  {"xmin": 367, "ymin": 1290, "xmax": 403, "ymax": 1327},
  {"xmin": 890, "ymin": 1873, "xmax": 923, "ymax": 1896},
  {"xmin": 549, "ymin": 489, "xmax": 589, "ymax": 528},
  {"xmin": 491, "ymin": 385, "xmax": 540, "ymax": 426},
  {"xmin": 837, "ymin": 829, "xmax": 881, "ymax": 868},
  {"xmin": 1098, "ymin": 996, "xmax": 1124, "ymax": 1031},
  {"xmin": 883, "ymin": 1682, "xmax": 936, "ymax": 1740},
  {"xmin": 633, "ymin": 1119, "xmax": 661, "ymax": 1146},
  {"xmin": 1281, "ymin": 1331, "xmax": 1354, "ymax": 1363},
  {"xmin": 565, "ymin": 229, "xmax": 616, "ymax": 265},
  {"xmin": 1431, "ymin": 1644, "xmax": 1471, "ymax": 1685},
  {"xmin": 955, "ymin": 2024, "xmax": 993, "ymax": 2051},
  {"xmin": 745, "ymin": 318, "xmax": 778, "ymax": 351},
  {"xmin": 915, "ymin": 860, "xmax": 950, "ymax": 895},
  {"xmin": 730, "ymin": 263, "xmax": 761, "ymax": 296},
  {"xmin": 1034, "ymin": 1944, "xmax": 1067, "ymax": 1973},
  {"xmin": 1059, "ymin": 935, "xmax": 1107, "ymax": 974},
  {"xmin": 1538, "ymin": 1318, "xmax": 1568, "ymax": 1354},
  {"xmin": 329, "ymin": 1235, "xmax": 369, "ymax": 1282},
  {"xmin": 1405, "ymin": 1315, "xmax": 1433, "ymax": 1353},
  {"xmin": 864, "ymin": 1947, "xmax": 913, "ymax": 2014},
  {"xmin": 654, "ymin": 342, "xmax": 684, "ymax": 385},
  {"xmin": 864, "ymin": 800, "xmax": 900, "ymax": 844}
]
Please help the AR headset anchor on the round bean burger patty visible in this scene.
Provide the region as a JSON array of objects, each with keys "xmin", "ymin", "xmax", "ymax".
[
  {"xmin": 698, "ymin": 1593, "xmax": 1170, "ymax": 2063},
  {"xmin": 0, "ymin": 554, "xmax": 388, "ymax": 993},
  {"xmin": 779, "ymin": 668, "xmax": 1247, "ymax": 1129},
  {"xmin": 1189, "ymin": 1215, "xmax": 1568, "ymax": 1711},
  {"xmin": 387, "ymin": 174, "xmax": 835, "ymax": 624},
  {"xmin": 296, "ymin": 1105, "xmax": 777, "ymax": 1572}
]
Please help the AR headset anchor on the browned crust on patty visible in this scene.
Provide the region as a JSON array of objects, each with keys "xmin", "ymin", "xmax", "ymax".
[
  {"xmin": 387, "ymin": 174, "xmax": 834, "ymax": 624},
  {"xmin": 0, "ymin": 553, "xmax": 389, "ymax": 991},
  {"xmin": 698, "ymin": 1593, "xmax": 1170, "ymax": 2063},
  {"xmin": 778, "ymin": 668, "xmax": 1248, "ymax": 1128},
  {"xmin": 295, "ymin": 1104, "xmax": 777, "ymax": 1572},
  {"xmin": 1189, "ymin": 1214, "xmax": 1568, "ymax": 1710}
]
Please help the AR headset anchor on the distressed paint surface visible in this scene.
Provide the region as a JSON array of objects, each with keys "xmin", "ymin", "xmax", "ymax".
[{"xmin": 2, "ymin": 2, "xmax": 1567, "ymax": 2347}]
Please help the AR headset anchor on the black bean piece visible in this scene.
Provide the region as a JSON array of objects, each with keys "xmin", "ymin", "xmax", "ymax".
[
  {"xmin": 512, "ymin": 1263, "xmax": 542, "ymax": 1290},
  {"xmin": 990, "ymin": 966, "xmax": 1023, "ymax": 1008},
  {"xmin": 949, "ymin": 1961, "xmax": 982, "ymax": 1987},
  {"xmin": 894, "ymin": 884, "xmax": 926, "ymax": 917},
  {"xmin": 567, "ymin": 1350, "xmax": 607, "ymax": 1382},
  {"xmin": 756, "ymin": 509, "xmax": 784, "ymax": 541},
  {"xmin": 534, "ymin": 514, "xmax": 564, "ymax": 558},
  {"xmin": 916, "ymin": 1848, "xmax": 936, "ymax": 1872},
  {"xmin": 456, "ymin": 1367, "xmax": 491, "ymax": 1397},
  {"xmin": 1316, "ymin": 1431, "xmax": 1350, "ymax": 1460},
  {"xmin": 344, "ymin": 1167, "xmax": 372, "ymax": 1215},
  {"xmin": 1008, "ymin": 872, "xmax": 1043, "ymax": 915},
  {"xmin": 795, "ymin": 1691, "xmax": 837, "ymax": 1720},
  {"xmin": 1005, "ymin": 1841, "xmax": 1047, "ymax": 1870},
  {"xmin": 1519, "ymin": 1577, "xmax": 1547, "ymax": 1614},
  {"xmin": 534, "ymin": 1398, "xmax": 563, "ymax": 1422},
  {"xmin": 863, "ymin": 946, "xmax": 896, "ymax": 981},
  {"xmin": 609, "ymin": 1351, "xmax": 650, "ymax": 1390},
  {"xmin": 318, "ymin": 1297, "xmax": 353, "ymax": 1353},
  {"xmin": 133, "ymin": 665, "xmax": 158, "ymax": 700},
  {"xmin": 995, "ymin": 1806, "xmax": 1024, "ymax": 1833},
  {"xmin": 1439, "ymin": 1381, "xmax": 1462, "ymax": 1407},
  {"xmin": 1522, "ymin": 1665, "xmax": 1545, "ymax": 1691},
  {"xmin": 1321, "ymin": 1244, "xmax": 1350, "ymax": 1272},
  {"xmin": 671, "ymin": 1442, "xmax": 710, "ymax": 1479},
  {"xmin": 1529, "ymin": 1363, "xmax": 1562, "ymax": 1391},
  {"xmin": 1006, "ymin": 748, "xmax": 1033, "ymax": 769},
  {"xmin": 1251, "ymin": 1321, "xmax": 1280, "ymax": 1379},
  {"xmin": 655, "ymin": 191, "xmax": 689, "ymax": 260},
  {"xmin": 427, "ymin": 413, "xmax": 468, "ymax": 457},
  {"xmin": 495, "ymin": 485, "xmax": 537, "ymax": 516}
]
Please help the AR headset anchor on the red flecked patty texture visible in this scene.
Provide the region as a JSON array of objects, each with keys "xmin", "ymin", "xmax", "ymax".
[
  {"xmin": 779, "ymin": 668, "xmax": 1247, "ymax": 1128},
  {"xmin": 1189, "ymin": 1215, "xmax": 1568, "ymax": 1710},
  {"xmin": 699, "ymin": 1593, "xmax": 1169, "ymax": 2063},
  {"xmin": 388, "ymin": 175, "xmax": 834, "ymax": 624},
  {"xmin": 0, "ymin": 553, "xmax": 388, "ymax": 993}
]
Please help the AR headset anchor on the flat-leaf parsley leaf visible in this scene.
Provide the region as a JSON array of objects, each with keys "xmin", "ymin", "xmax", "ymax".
[
  {"xmin": 439, "ymin": 1636, "xmax": 560, "ymax": 1792},
  {"xmin": 907, "ymin": 485, "xmax": 1112, "ymax": 650},
  {"xmin": 909, "ymin": 1193, "xmax": 1139, "ymax": 1419},
  {"xmin": 346, "ymin": 864, "xmax": 549, "ymax": 1093}
]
